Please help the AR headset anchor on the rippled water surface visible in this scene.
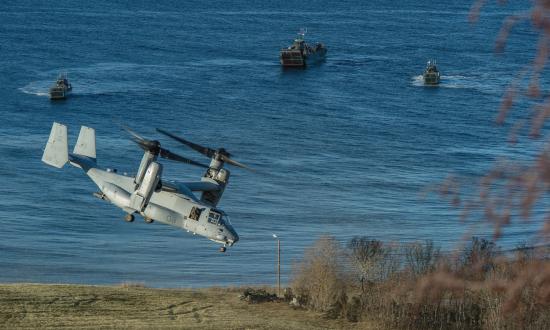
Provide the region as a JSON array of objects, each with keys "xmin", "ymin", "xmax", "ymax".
[{"xmin": 0, "ymin": 0, "xmax": 542, "ymax": 287}]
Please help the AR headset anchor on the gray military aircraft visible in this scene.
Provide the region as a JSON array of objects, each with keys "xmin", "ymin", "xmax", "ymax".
[{"xmin": 42, "ymin": 122, "xmax": 248, "ymax": 252}]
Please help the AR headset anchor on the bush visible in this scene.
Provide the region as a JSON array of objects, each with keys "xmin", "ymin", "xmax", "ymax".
[
  {"xmin": 460, "ymin": 237, "xmax": 498, "ymax": 280},
  {"xmin": 289, "ymin": 236, "xmax": 550, "ymax": 329},
  {"xmin": 348, "ymin": 237, "xmax": 384, "ymax": 290},
  {"xmin": 239, "ymin": 288, "xmax": 279, "ymax": 304},
  {"xmin": 405, "ymin": 240, "xmax": 440, "ymax": 277},
  {"xmin": 291, "ymin": 236, "xmax": 348, "ymax": 312}
]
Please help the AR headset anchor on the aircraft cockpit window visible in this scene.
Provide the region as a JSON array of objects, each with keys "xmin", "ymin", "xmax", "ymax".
[
  {"xmin": 220, "ymin": 213, "xmax": 231, "ymax": 225},
  {"xmin": 208, "ymin": 211, "xmax": 221, "ymax": 225}
]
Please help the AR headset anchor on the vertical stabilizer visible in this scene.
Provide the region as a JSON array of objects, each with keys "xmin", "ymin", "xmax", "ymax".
[
  {"xmin": 42, "ymin": 122, "xmax": 69, "ymax": 168},
  {"xmin": 73, "ymin": 126, "xmax": 96, "ymax": 159}
]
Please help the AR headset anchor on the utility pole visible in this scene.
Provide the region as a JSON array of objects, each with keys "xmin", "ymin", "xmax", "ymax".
[
  {"xmin": 277, "ymin": 238, "xmax": 281, "ymax": 297},
  {"xmin": 273, "ymin": 234, "xmax": 281, "ymax": 297}
]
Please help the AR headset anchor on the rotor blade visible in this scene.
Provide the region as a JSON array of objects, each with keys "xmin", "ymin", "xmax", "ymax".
[
  {"xmin": 156, "ymin": 128, "xmax": 253, "ymax": 171},
  {"xmin": 122, "ymin": 126, "xmax": 160, "ymax": 151},
  {"xmin": 220, "ymin": 154, "xmax": 254, "ymax": 171},
  {"xmin": 159, "ymin": 148, "xmax": 209, "ymax": 168},
  {"xmin": 156, "ymin": 128, "xmax": 215, "ymax": 158},
  {"xmin": 130, "ymin": 138, "xmax": 149, "ymax": 151},
  {"xmin": 122, "ymin": 125, "xmax": 146, "ymax": 142}
]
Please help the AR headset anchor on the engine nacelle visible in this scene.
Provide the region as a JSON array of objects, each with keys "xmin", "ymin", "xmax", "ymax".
[
  {"xmin": 134, "ymin": 151, "xmax": 156, "ymax": 186},
  {"xmin": 129, "ymin": 161, "xmax": 162, "ymax": 211},
  {"xmin": 200, "ymin": 167, "xmax": 230, "ymax": 206},
  {"xmin": 101, "ymin": 182, "xmax": 131, "ymax": 209}
]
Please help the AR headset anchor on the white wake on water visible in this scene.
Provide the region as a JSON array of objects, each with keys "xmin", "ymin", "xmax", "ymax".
[
  {"xmin": 19, "ymin": 81, "xmax": 51, "ymax": 97},
  {"xmin": 411, "ymin": 74, "xmax": 504, "ymax": 94},
  {"xmin": 19, "ymin": 62, "xmax": 183, "ymax": 97},
  {"xmin": 411, "ymin": 75, "xmax": 424, "ymax": 86}
]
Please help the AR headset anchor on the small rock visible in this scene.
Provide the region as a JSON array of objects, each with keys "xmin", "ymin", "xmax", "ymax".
[{"xmin": 289, "ymin": 297, "xmax": 300, "ymax": 307}]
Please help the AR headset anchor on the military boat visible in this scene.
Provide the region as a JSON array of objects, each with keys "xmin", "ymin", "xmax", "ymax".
[
  {"xmin": 49, "ymin": 74, "xmax": 72, "ymax": 100},
  {"xmin": 423, "ymin": 60, "xmax": 440, "ymax": 85},
  {"xmin": 280, "ymin": 30, "xmax": 327, "ymax": 67}
]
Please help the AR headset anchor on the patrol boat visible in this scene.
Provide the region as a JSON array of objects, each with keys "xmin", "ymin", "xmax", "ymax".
[
  {"xmin": 49, "ymin": 74, "xmax": 72, "ymax": 100},
  {"xmin": 423, "ymin": 60, "xmax": 440, "ymax": 85},
  {"xmin": 280, "ymin": 30, "xmax": 327, "ymax": 67}
]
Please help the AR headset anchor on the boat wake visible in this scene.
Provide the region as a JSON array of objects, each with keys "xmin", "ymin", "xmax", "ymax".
[
  {"xmin": 411, "ymin": 74, "xmax": 505, "ymax": 94},
  {"xmin": 440, "ymin": 75, "xmax": 477, "ymax": 88},
  {"xmin": 19, "ymin": 81, "xmax": 51, "ymax": 97},
  {"xmin": 189, "ymin": 58, "xmax": 275, "ymax": 67},
  {"xmin": 19, "ymin": 63, "xmax": 181, "ymax": 97},
  {"xmin": 411, "ymin": 75, "xmax": 425, "ymax": 87},
  {"xmin": 440, "ymin": 75, "xmax": 504, "ymax": 95}
]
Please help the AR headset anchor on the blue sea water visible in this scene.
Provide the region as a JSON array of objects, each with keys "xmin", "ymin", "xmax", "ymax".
[{"xmin": 0, "ymin": 0, "xmax": 544, "ymax": 287}]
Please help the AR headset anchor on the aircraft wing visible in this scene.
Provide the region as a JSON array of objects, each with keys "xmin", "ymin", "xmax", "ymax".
[
  {"xmin": 182, "ymin": 181, "xmax": 221, "ymax": 192},
  {"xmin": 160, "ymin": 181, "xmax": 220, "ymax": 201},
  {"xmin": 159, "ymin": 181, "xmax": 198, "ymax": 201}
]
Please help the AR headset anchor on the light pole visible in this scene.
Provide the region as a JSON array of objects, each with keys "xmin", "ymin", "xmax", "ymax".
[{"xmin": 272, "ymin": 234, "xmax": 281, "ymax": 297}]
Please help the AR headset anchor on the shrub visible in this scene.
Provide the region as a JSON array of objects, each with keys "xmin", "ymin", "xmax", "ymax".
[
  {"xmin": 405, "ymin": 240, "xmax": 440, "ymax": 277},
  {"xmin": 347, "ymin": 237, "xmax": 385, "ymax": 291},
  {"xmin": 460, "ymin": 237, "xmax": 498, "ymax": 280},
  {"xmin": 291, "ymin": 236, "xmax": 348, "ymax": 312},
  {"xmin": 290, "ymin": 236, "xmax": 550, "ymax": 329}
]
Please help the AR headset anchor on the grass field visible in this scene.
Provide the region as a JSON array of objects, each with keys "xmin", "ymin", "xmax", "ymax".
[{"xmin": 0, "ymin": 283, "xmax": 371, "ymax": 329}]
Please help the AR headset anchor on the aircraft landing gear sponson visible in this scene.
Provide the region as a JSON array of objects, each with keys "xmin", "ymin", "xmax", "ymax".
[
  {"xmin": 145, "ymin": 217, "xmax": 154, "ymax": 224},
  {"xmin": 124, "ymin": 214, "xmax": 135, "ymax": 222},
  {"xmin": 219, "ymin": 246, "xmax": 226, "ymax": 253}
]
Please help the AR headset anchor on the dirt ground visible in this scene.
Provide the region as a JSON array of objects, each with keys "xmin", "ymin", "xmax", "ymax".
[{"xmin": 0, "ymin": 283, "xmax": 374, "ymax": 329}]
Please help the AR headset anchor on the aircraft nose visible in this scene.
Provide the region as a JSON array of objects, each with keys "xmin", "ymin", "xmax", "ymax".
[{"xmin": 228, "ymin": 229, "xmax": 239, "ymax": 246}]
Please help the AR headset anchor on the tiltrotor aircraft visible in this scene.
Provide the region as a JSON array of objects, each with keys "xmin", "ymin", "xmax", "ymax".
[{"xmin": 42, "ymin": 122, "xmax": 250, "ymax": 252}]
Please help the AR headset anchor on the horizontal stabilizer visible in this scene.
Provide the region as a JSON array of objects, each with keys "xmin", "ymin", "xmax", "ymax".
[
  {"xmin": 73, "ymin": 126, "xmax": 96, "ymax": 159},
  {"xmin": 42, "ymin": 122, "xmax": 69, "ymax": 168}
]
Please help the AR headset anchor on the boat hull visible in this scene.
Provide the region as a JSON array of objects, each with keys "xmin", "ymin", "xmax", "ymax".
[
  {"xmin": 280, "ymin": 50, "xmax": 305, "ymax": 67},
  {"xmin": 423, "ymin": 72, "xmax": 440, "ymax": 85},
  {"xmin": 49, "ymin": 87, "xmax": 72, "ymax": 100},
  {"xmin": 280, "ymin": 47, "xmax": 327, "ymax": 67},
  {"xmin": 304, "ymin": 47, "xmax": 327, "ymax": 65}
]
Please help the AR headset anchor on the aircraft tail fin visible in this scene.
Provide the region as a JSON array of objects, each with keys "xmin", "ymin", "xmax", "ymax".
[
  {"xmin": 73, "ymin": 126, "xmax": 96, "ymax": 160},
  {"xmin": 42, "ymin": 122, "xmax": 69, "ymax": 168}
]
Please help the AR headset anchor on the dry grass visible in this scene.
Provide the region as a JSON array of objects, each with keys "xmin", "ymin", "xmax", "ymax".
[
  {"xmin": 0, "ymin": 283, "xmax": 374, "ymax": 329},
  {"xmin": 291, "ymin": 236, "xmax": 349, "ymax": 312},
  {"xmin": 291, "ymin": 236, "xmax": 550, "ymax": 329}
]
